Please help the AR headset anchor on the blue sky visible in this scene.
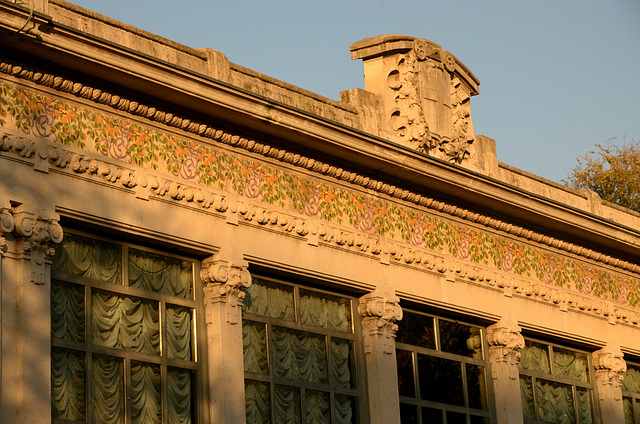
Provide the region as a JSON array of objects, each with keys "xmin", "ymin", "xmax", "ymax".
[{"xmin": 70, "ymin": 0, "xmax": 640, "ymax": 184}]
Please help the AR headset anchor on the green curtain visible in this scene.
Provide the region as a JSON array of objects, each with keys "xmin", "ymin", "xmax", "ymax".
[
  {"xmin": 306, "ymin": 390, "xmax": 330, "ymax": 424},
  {"xmin": 275, "ymin": 385, "xmax": 301, "ymax": 424},
  {"xmin": 131, "ymin": 362, "xmax": 161, "ymax": 424},
  {"xmin": 52, "ymin": 233, "xmax": 121, "ymax": 284},
  {"xmin": 51, "ymin": 347, "xmax": 85, "ymax": 420},
  {"xmin": 92, "ymin": 355, "xmax": 124, "ymax": 424},
  {"xmin": 519, "ymin": 343, "xmax": 550, "ymax": 373},
  {"xmin": 244, "ymin": 278, "xmax": 295, "ymax": 321},
  {"xmin": 167, "ymin": 305, "xmax": 192, "ymax": 360},
  {"xmin": 92, "ymin": 290, "xmax": 160, "ymax": 354},
  {"xmin": 623, "ymin": 397, "xmax": 634, "ymax": 424},
  {"xmin": 51, "ymin": 281, "xmax": 84, "ymax": 341},
  {"xmin": 245, "ymin": 380, "xmax": 271, "ymax": 424},
  {"xmin": 243, "ymin": 321, "xmax": 268, "ymax": 374},
  {"xmin": 300, "ymin": 289, "xmax": 351, "ymax": 332},
  {"xmin": 623, "ymin": 366, "xmax": 640, "ymax": 393},
  {"xmin": 168, "ymin": 368, "xmax": 192, "ymax": 424},
  {"xmin": 129, "ymin": 249, "xmax": 192, "ymax": 299}
]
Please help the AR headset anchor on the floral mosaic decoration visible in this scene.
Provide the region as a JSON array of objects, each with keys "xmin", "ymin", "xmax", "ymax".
[{"xmin": 1, "ymin": 80, "xmax": 639, "ymax": 307}]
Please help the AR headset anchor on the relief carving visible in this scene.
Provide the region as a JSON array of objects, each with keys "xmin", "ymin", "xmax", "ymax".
[
  {"xmin": 0, "ymin": 206, "xmax": 63, "ymax": 284},
  {"xmin": 201, "ymin": 255, "xmax": 251, "ymax": 325},
  {"xmin": 486, "ymin": 322, "xmax": 525, "ymax": 380},
  {"xmin": 358, "ymin": 291, "xmax": 403, "ymax": 354},
  {"xmin": 593, "ymin": 346, "xmax": 626, "ymax": 401}
]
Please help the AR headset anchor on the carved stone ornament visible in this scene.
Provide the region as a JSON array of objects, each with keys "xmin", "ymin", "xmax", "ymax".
[
  {"xmin": 358, "ymin": 291, "xmax": 403, "ymax": 354},
  {"xmin": 200, "ymin": 255, "xmax": 251, "ymax": 325},
  {"xmin": 486, "ymin": 322, "xmax": 525, "ymax": 380},
  {"xmin": 593, "ymin": 347, "xmax": 626, "ymax": 401},
  {"xmin": 0, "ymin": 206, "xmax": 63, "ymax": 284}
]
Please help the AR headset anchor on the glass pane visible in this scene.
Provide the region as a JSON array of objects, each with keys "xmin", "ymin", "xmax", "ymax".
[
  {"xmin": 470, "ymin": 415, "xmax": 491, "ymax": 424},
  {"xmin": 576, "ymin": 387, "xmax": 593, "ymax": 424},
  {"xmin": 244, "ymin": 278, "xmax": 295, "ymax": 321},
  {"xmin": 467, "ymin": 363, "xmax": 487, "ymax": 410},
  {"xmin": 396, "ymin": 311, "xmax": 436, "ymax": 349},
  {"xmin": 536, "ymin": 379, "xmax": 575, "ymax": 424},
  {"xmin": 129, "ymin": 249, "xmax": 193, "ymax": 299},
  {"xmin": 623, "ymin": 364, "xmax": 640, "ymax": 393},
  {"xmin": 396, "ymin": 349, "xmax": 416, "ymax": 398},
  {"xmin": 243, "ymin": 321, "xmax": 268, "ymax": 374},
  {"xmin": 553, "ymin": 347, "xmax": 589, "ymax": 382},
  {"xmin": 305, "ymin": 390, "xmax": 330, "ymax": 424},
  {"xmin": 131, "ymin": 361, "xmax": 161, "ymax": 424},
  {"xmin": 167, "ymin": 305, "xmax": 193, "ymax": 361},
  {"xmin": 335, "ymin": 394, "xmax": 356, "ymax": 424},
  {"xmin": 52, "ymin": 233, "xmax": 122, "ymax": 284},
  {"xmin": 92, "ymin": 355, "xmax": 124, "ymax": 424},
  {"xmin": 519, "ymin": 340, "xmax": 551, "ymax": 374},
  {"xmin": 439, "ymin": 318, "xmax": 479, "ymax": 357},
  {"xmin": 446, "ymin": 410, "xmax": 468, "ymax": 424},
  {"xmin": 400, "ymin": 403, "xmax": 419, "ymax": 424},
  {"xmin": 274, "ymin": 385, "xmax": 301, "ymax": 424},
  {"xmin": 331, "ymin": 338, "xmax": 354, "ymax": 388},
  {"xmin": 300, "ymin": 289, "xmax": 352, "ymax": 332},
  {"xmin": 51, "ymin": 281, "xmax": 85, "ymax": 342},
  {"xmin": 623, "ymin": 397, "xmax": 634, "ymax": 424},
  {"xmin": 168, "ymin": 368, "xmax": 193, "ymax": 424},
  {"xmin": 418, "ymin": 354, "xmax": 464, "ymax": 406},
  {"xmin": 51, "ymin": 347, "xmax": 85, "ymax": 420},
  {"xmin": 92, "ymin": 290, "xmax": 160, "ymax": 354},
  {"xmin": 421, "ymin": 407, "xmax": 443, "ymax": 423},
  {"xmin": 519, "ymin": 375, "xmax": 535, "ymax": 419},
  {"xmin": 245, "ymin": 380, "xmax": 271, "ymax": 424},
  {"xmin": 273, "ymin": 327, "xmax": 327, "ymax": 384}
]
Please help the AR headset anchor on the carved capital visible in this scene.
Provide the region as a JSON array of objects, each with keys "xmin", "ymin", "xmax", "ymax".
[
  {"xmin": 201, "ymin": 255, "xmax": 251, "ymax": 325},
  {"xmin": 593, "ymin": 346, "xmax": 626, "ymax": 401},
  {"xmin": 486, "ymin": 322, "xmax": 525, "ymax": 380},
  {"xmin": 0, "ymin": 206, "xmax": 63, "ymax": 283},
  {"xmin": 358, "ymin": 291, "xmax": 403, "ymax": 354}
]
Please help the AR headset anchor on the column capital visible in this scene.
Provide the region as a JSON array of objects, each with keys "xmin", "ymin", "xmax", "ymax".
[
  {"xmin": 200, "ymin": 254, "xmax": 251, "ymax": 324},
  {"xmin": 593, "ymin": 346, "xmax": 626, "ymax": 401},
  {"xmin": 486, "ymin": 321, "xmax": 525, "ymax": 380},
  {"xmin": 0, "ymin": 205, "xmax": 63, "ymax": 283},
  {"xmin": 358, "ymin": 290, "xmax": 403, "ymax": 354}
]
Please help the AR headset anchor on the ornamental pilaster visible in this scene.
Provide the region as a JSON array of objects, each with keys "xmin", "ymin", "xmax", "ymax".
[
  {"xmin": 200, "ymin": 255, "xmax": 251, "ymax": 325},
  {"xmin": 486, "ymin": 321, "xmax": 525, "ymax": 380},
  {"xmin": 358, "ymin": 289, "xmax": 403, "ymax": 424},
  {"xmin": 358, "ymin": 291, "xmax": 403, "ymax": 354},
  {"xmin": 486, "ymin": 320, "xmax": 525, "ymax": 424},
  {"xmin": 593, "ymin": 345, "xmax": 626, "ymax": 423}
]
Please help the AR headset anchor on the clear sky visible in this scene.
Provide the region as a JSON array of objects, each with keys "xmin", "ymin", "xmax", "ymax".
[{"xmin": 70, "ymin": 0, "xmax": 640, "ymax": 184}]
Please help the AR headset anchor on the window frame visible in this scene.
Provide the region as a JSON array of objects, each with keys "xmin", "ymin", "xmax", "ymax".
[
  {"xmin": 518, "ymin": 337, "xmax": 598, "ymax": 424},
  {"xmin": 50, "ymin": 229, "xmax": 208, "ymax": 424},
  {"xmin": 242, "ymin": 274, "xmax": 369, "ymax": 424},
  {"xmin": 395, "ymin": 309, "xmax": 495, "ymax": 424}
]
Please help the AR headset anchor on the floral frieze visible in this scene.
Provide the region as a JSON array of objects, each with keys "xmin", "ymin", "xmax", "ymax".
[{"xmin": 1, "ymin": 79, "xmax": 639, "ymax": 308}]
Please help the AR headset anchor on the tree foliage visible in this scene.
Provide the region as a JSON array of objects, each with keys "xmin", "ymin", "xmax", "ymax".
[{"xmin": 565, "ymin": 138, "xmax": 640, "ymax": 212}]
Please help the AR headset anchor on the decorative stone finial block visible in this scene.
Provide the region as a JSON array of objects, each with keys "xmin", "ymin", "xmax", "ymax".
[
  {"xmin": 350, "ymin": 35, "xmax": 479, "ymax": 163},
  {"xmin": 358, "ymin": 291, "xmax": 403, "ymax": 354},
  {"xmin": 486, "ymin": 322, "xmax": 525, "ymax": 380},
  {"xmin": 593, "ymin": 346, "xmax": 626, "ymax": 401},
  {"xmin": 201, "ymin": 255, "xmax": 251, "ymax": 324}
]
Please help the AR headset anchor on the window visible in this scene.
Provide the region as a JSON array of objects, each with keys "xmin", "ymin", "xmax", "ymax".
[
  {"xmin": 623, "ymin": 361, "xmax": 640, "ymax": 423},
  {"xmin": 518, "ymin": 339, "xmax": 595, "ymax": 424},
  {"xmin": 50, "ymin": 232, "xmax": 202, "ymax": 424},
  {"xmin": 395, "ymin": 310, "xmax": 492, "ymax": 424},
  {"xmin": 242, "ymin": 275, "xmax": 363, "ymax": 424}
]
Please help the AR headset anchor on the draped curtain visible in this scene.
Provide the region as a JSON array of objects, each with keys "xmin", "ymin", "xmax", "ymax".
[
  {"xmin": 623, "ymin": 365, "xmax": 640, "ymax": 424},
  {"xmin": 519, "ymin": 343, "xmax": 592, "ymax": 424},
  {"xmin": 51, "ymin": 234, "xmax": 194, "ymax": 424},
  {"xmin": 243, "ymin": 279, "xmax": 354, "ymax": 423}
]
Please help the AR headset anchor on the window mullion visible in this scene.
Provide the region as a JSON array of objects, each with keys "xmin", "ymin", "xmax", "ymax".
[{"xmin": 160, "ymin": 299, "xmax": 168, "ymax": 424}]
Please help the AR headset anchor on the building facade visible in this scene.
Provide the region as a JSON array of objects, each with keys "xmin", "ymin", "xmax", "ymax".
[{"xmin": 1, "ymin": 1, "xmax": 640, "ymax": 423}]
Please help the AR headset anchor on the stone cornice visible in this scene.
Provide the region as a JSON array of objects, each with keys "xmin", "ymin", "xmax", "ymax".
[{"xmin": 1, "ymin": 59, "xmax": 639, "ymax": 278}]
